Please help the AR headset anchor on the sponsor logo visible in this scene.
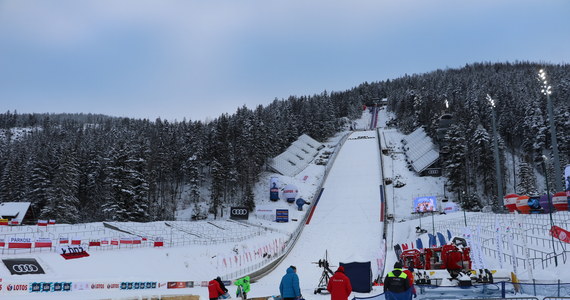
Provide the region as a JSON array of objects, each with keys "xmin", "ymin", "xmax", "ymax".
[
  {"xmin": 231, "ymin": 208, "xmax": 248, "ymax": 215},
  {"xmin": 7, "ymin": 284, "xmax": 28, "ymax": 291},
  {"xmin": 91, "ymin": 283, "xmax": 105, "ymax": 289},
  {"xmin": 8, "ymin": 237, "xmax": 32, "ymax": 243},
  {"xmin": 107, "ymin": 283, "xmax": 120, "ymax": 289},
  {"xmin": 2, "ymin": 258, "xmax": 45, "ymax": 275},
  {"xmin": 30, "ymin": 282, "xmax": 71, "ymax": 292},
  {"xmin": 12, "ymin": 264, "xmax": 39, "ymax": 273},
  {"xmin": 121, "ymin": 282, "xmax": 156, "ymax": 290}
]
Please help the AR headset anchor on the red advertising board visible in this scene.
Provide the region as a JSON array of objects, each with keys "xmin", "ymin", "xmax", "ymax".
[{"xmin": 35, "ymin": 238, "xmax": 53, "ymax": 248}]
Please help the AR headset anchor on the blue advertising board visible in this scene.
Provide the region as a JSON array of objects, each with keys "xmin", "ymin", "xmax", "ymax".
[{"xmin": 275, "ymin": 209, "xmax": 289, "ymax": 222}]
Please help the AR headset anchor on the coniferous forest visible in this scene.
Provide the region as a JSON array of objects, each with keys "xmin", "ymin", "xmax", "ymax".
[{"xmin": 1, "ymin": 62, "xmax": 568, "ymax": 223}]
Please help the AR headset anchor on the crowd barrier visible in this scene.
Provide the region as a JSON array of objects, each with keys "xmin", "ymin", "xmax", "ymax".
[{"xmin": 414, "ymin": 281, "xmax": 570, "ymax": 299}]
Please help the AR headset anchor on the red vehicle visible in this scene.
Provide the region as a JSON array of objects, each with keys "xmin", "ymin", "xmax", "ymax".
[{"xmin": 400, "ymin": 237, "xmax": 471, "ymax": 274}]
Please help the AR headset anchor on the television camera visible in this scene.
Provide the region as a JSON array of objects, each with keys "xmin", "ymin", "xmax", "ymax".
[{"xmin": 313, "ymin": 251, "xmax": 335, "ymax": 294}]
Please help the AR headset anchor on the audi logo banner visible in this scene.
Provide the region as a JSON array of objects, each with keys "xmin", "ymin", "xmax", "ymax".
[
  {"xmin": 230, "ymin": 206, "xmax": 249, "ymax": 220},
  {"xmin": 2, "ymin": 258, "xmax": 45, "ymax": 275}
]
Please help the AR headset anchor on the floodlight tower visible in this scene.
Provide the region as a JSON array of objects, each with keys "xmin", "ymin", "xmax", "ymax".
[
  {"xmin": 538, "ymin": 69, "xmax": 563, "ymax": 192},
  {"xmin": 487, "ymin": 94, "xmax": 504, "ymax": 210}
]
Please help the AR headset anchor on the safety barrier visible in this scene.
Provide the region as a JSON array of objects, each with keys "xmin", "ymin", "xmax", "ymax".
[
  {"xmin": 412, "ymin": 281, "xmax": 570, "ymax": 299},
  {"xmin": 461, "ymin": 298, "xmax": 539, "ymax": 300}
]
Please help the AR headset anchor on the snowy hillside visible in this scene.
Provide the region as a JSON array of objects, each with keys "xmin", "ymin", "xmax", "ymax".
[{"xmin": 2, "ymin": 108, "xmax": 569, "ymax": 300}]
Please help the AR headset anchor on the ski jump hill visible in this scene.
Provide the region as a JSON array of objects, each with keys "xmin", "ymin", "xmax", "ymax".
[{"xmin": 251, "ymin": 130, "xmax": 385, "ymax": 298}]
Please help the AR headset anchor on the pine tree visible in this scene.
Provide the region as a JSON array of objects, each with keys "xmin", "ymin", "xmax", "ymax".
[{"xmin": 517, "ymin": 161, "xmax": 537, "ymax": 195}]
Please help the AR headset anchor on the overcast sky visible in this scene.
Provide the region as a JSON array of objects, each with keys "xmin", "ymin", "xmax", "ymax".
[{"xmin": 1, "ymin": 0, "xmax": 569, "ymax": 122}]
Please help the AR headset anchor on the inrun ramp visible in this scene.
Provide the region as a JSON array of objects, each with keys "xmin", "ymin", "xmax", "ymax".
[{"xmin": 252, "ymin": 131, "xmax": 384, "ymax": 297}]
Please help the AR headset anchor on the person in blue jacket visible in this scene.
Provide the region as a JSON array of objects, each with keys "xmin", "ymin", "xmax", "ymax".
[{"xmin": 279, "ymin": 265, "xmax": 301, "ymax": 300}]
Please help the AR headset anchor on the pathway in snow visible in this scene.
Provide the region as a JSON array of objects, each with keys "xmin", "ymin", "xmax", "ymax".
[{"xmin": 251, "ymin": 130, "xmax": 384, "ymax": 299}]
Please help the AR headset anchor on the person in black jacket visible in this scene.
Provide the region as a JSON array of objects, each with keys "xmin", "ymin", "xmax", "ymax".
[{"xmin": 383, "ymin": 262, "xmax": 411, "ymax": 300}]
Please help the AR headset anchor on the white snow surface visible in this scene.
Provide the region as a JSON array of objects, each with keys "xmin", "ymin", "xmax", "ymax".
[{"xmin": 2, "ymin": 108, "xmax": 570, "ymax": 300}]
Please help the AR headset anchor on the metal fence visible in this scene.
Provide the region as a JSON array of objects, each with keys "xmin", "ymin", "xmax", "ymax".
[{"xmin": 414, "ymin": 281, "xmax": 570, "ymax": 299}]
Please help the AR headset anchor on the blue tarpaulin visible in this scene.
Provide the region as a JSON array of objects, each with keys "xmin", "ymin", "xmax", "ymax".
[{"xmin": 340, "ymin": 261, "xmax": 372, "ymax": 293}]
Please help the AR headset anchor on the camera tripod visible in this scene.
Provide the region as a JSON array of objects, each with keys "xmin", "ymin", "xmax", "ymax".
[{"xmin": 313, "ymin": 250, "xmax": 335, "ymax": 294}]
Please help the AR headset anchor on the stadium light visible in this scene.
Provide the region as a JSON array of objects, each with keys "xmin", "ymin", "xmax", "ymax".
[
  {"xmin": 487, "ymin": 94, "xmax": 504, "ymax": 211},
  {"xmin": 537, "ymin": 69, "xmax": 562, "ymax": 192},
  {"xmin": 535, "ymin": 154, "xmax": 558, "ymax": 266}
]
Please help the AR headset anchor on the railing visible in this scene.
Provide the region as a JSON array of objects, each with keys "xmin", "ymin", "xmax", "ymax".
[{"xmin": 425, "ymin": 212, "xmax": 570, "ymax": 271}]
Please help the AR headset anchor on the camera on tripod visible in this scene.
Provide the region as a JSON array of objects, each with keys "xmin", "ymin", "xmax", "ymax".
[{"xmin": 312, "ymin": 251, "xmax": 335, "ymax": 294}]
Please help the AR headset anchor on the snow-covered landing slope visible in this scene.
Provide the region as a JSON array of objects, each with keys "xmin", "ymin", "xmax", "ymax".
[{"xmin": 250, "ymin": 130, "xmax": 384, "ymax": 299}]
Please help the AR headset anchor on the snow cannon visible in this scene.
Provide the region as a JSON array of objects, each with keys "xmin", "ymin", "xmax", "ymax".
[
  {"xmin": 539, "ymin": 194, "xmax": 554, "ymax": 213},
  {"xmin": 552, "ymin": 192, "xmax": 568, "ymax": 212},
  {"xmin": 503, "ymin": 194, "xmax": 519, "ymax": 212},
  {"xmin": 516, "ymin": 195, "xmax": 530, "ymax": 214},
  {"xmin": 282, "ymin": 184, "xmax": 298, "ymax": 203}
]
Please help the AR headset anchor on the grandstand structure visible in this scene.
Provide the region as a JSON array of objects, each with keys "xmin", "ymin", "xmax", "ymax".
[
  {"xmin": 268, "ymin": 134, "xmax": 324, "ymax": 177},
  {"xmin": 401, "ymin": 127, "xmax": 440, "ymax": 176}
]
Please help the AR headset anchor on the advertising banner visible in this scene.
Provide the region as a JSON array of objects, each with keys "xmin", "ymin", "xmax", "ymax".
[
  {"xmin": 230, "ymin": 207, "xmax": 249, "ymax": 220},
  {"xmin": 550, "ymin": 225, "xmax": 570, "ymax": 244},
  {"xmin": 88, "ymin": 239, "xmax": 101, "ymax": 247},
  {"xmin": 566, "ymin": 164, "xmax": 570, "ymax": 209},
  {"xmin": 276, "ymin": 209, "xmax": 289, "ymax": 222},
  {"xmin": 154, "ymin": 237, "xmax": 164, "ymax": 247},
  {"xmin": 7, "ymin": 237, "xmax": 32, "ymax": 249},
  {"xmin": 2, "ymin": 258, "xmax": 45, "ymax": 275},
  {"xmin": 270, "ymin": 177, "xmax": 279, "ymax": 201},
  {"xmin": 30, "ymin": 282, "xmax": 72, "ymax": 292},
  {"xmin": 167, "ymin": 281, "xmax": 194, "ymax": 289},
  {"xmin": 255, "ymin": 205, "xmax": 275, "ymax": 216},
  {"xmin": 413, "ymin": 196, "xmax": 437, "ymax": 213},
  {"xmin": 282, "ymin": 184, "xmax": 298, "ymax": 203},
  {"xmin": 35, "ymin": 238, "xmax": 53, "ymax": 248},
  {"xmin": 59, "ymin": 245, "xmax": 90, "ymax": 260}
]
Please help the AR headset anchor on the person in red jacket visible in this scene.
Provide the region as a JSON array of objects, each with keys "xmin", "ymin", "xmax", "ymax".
[
  {"xmin": 402, "ymin": 267, "xmax": 417, "ymax": 299},
  {"xmin": 327, "ymin": 266, "xmax": 352, "ymax": 300},
  {"xmin": 209, "ymin": 277, "xmax": 225, "ymax": 300}
]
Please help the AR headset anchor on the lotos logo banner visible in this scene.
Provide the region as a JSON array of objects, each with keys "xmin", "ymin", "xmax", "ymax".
[{"xmin": 6, "ymin": 284, "xmax": 28, "ymax": 292}]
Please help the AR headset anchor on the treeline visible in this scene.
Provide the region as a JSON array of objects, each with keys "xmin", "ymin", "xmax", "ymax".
[
  {"xmin": 368, "ymin": 62, "xmax": 570, "ymax": 209},
  {"xmin": 0, "ymin": 93, "xmax": 363, "ymax": 223},
  {"xmin": 1, "ymin": 62, "xmax": 568, "ymax": 221}
]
